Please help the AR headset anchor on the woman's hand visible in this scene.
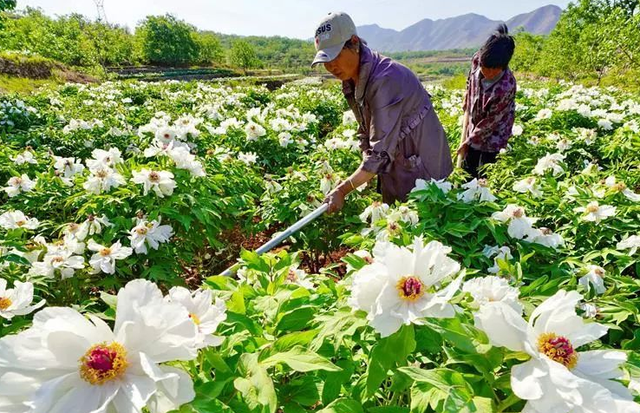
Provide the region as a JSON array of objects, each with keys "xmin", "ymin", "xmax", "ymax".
[
  {"xmin": 324, "ymin": 187, "xmax": 346, "ymax": 214},
  {"xmin": 324, "ymin": 168, "xmax": 376, "ymax": 214}
]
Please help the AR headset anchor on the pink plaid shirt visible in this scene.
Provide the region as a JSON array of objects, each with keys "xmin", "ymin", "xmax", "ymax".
[{"xmin": 463, "ymin": 53, "xmax": 517, "ymax": 152}]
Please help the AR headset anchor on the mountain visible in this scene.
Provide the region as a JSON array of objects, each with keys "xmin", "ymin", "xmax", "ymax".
[{"xmin": 357, "ymin": 5, "xmax": 562, "ymax": 52}]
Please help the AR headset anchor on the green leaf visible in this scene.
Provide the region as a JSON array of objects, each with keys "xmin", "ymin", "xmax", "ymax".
[
  {"xmin": 366, "ymin": 324, "xmax": 416, "ymax": 398},
  {"xmin": 400, "ymin": 367, "xmax": 475, "ymax": 413},
  {"xmin": 321, "ymin": 359, "xmax": 355, "ymax": 405},
  {"xmin": 262, "ymin": 346, "xmax": 341, "ymax": 372},
  {"xmin": 317, "ymin": 398, "xmax": 365, "ymax": 413},
  {"xmin": 276, "ymin": 306, "xmax": 315, "ymax": 332},
  {"xmin": 100, "ymin": 291, "xmax": 117, "ymax": 309},
  {"xmin": 368, "ymin": 407, "xmax": 410, "ymax": 413},
  {"xmin": 233, "ymin": 353, "xmax": 277, "ymax": 413},
  {"xmin": 273, "ymin": 330, "xmax": 319, "ymax": 352}
]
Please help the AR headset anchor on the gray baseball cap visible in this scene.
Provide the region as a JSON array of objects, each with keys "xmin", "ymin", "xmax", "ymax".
[{"xmin": 311, "ymin": 12, "xmax": 357, "ymax": 67}]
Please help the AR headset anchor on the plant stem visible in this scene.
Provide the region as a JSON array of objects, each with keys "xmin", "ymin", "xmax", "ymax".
[{"xmin": 497, "ymin": 393, "xmax": 521, "ymax": 413}]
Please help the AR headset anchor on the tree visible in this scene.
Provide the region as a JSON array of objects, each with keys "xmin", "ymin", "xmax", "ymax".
[
  {"xmin": 0, "ymin": 0, "xmax": 16, "ymax": 12},
  {"xmin": 135, "ymin": 15, "xmax": 199, "ymax": 66},
  {"xmin": 228, "ymin": 40, "xmax": 260, "ymax": 73},
  {"xmin": 510, "ymin": 32, "xmax": 545, "ymax": 73},
  {"xmin": 194, "ymin": 32, "xmax": 224, "ymax": 65}
]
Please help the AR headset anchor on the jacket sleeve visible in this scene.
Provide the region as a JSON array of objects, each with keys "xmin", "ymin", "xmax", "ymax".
[
  {"xmin": 361, "ymin": 76, "xmax": 405, "ymax": 174},
  {"xmin": 465, "ymin": 85, "xmax": 515, "ymax": 149}
]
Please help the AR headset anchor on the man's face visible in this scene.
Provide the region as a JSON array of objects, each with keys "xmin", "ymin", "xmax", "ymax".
[{"xmin": 480, "ymin": 66, "xmax": 503, "ymax": 81}]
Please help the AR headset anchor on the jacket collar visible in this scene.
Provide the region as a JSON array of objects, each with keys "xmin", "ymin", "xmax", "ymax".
[{"xmin": 342, "ymin": 44, "xmax": 375, "ymax": 105}]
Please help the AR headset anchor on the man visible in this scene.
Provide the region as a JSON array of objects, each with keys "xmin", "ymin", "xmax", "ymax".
[
  {"xmin": 312, "ymin": 12, "xmax": 453, "ymax": 213},
  {"xmin": 457, "ymin": 24, "xmax": 516, "ymax": 178}
]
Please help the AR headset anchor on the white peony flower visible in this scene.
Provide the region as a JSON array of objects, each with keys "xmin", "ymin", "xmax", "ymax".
[
  {"xmin": 168, "ymin": 147, "xmax": 206, "ymax": 178},
  {"xmin": 129, "ymin": 218, "xmax": 173, "ymax": 254},
  {"xmin": 533, "ymin": 153, "xmax": 565, "ymax": 176},
  {"xmin": 617, "ymin": 235, "xmax": 640, "ymax": 255},
  {"xmin": 458, "ymin": 178, "xmax": 497, "ymax": 203},
  {"xmin": 165, "ymin": 287, "xmax": 227, "ymax": 348},
  {"xmin": 285, "ymin": 266, "xmax": 315, "ymax": 290},
  {"xmin": 492, "ymin": 205, "xmax": 538, "ymax": 240},
  {"xmin": 131, "ymin": 169, "xmax": 176, "ymax": 198},
  {"xmin": 413, "ymin": 178, "xmax": 452, "ymax": 194},
  {"xmin": 527, "ymin": 227, "xmax": 565, "ymax": 249},
  {"xmin": 264, "ymin": 177, "xmax": 283, "ymax": 195},
  {"xmin": 513, "ymin": 177, "xmax": 543, "ymax": 198},
  {"xmin": 0, "ymin": 279, "xmax": 198, "ymax": 413},
  {"xmin": 11, "ymin": 150, "xmax": 37, "ymax": 165},
  {"xmin": 512, "ymin": 124, "xmax": 524, "ymax": 136},
  {"xmin": 83, "ymin": 166, "xmax": 126, "ymax": 194},
  {"xmin": 534, "ymin": 108, "xmax": 553, "ymax": 121},
  {"xmin": 598, "ymin": 119, "xmax": 613, "ymax": 130},
  {"xmin": 278, "ymin": 131, "xmax": 294, "ymax": 148},
  {"xmin": 388, "ymin": 206, "xmax": 419, "ymax": 227},
  {"xmin": 359, "ymin": 201, "xmax": 390, "ymax": 224},
  {"xmin": 484, "ymin": 245, "xmax": 513, "ymax": 273},
  {"xmin": 348, "ymin": 237, "xmax": 463, "ymax": 337},
  {"xmin": 575, "ymin": 201, "xmax": 616, "ymax": 223},
  {"xmin": 66, "ymin": 214, "xmax": 113, "ymax": 241},
  {"xmin": 29, "ymin": 243, "xmax": 85, "ymax": 280},
  {"xmin": 604, "ymin": 176, "xmax": 640, "ymax": 202},
  {"xmin": 474, "ymin": 290, "xmax": 639, "ymax": 413},
  {"xmin": 238, "ymin": 152, "xmax": 258, "ymax": 165},
  {"xmin": 244, "ymin": 121, "xmax": 266, "ymax": 141},
  {"xmin": 53, "ymin": 156, "xmax": 85, "ymax": 186},
  {"xmin": 342, "ymin": 110, "xmax": 357, "ymax": 125},
  {"xmin": 0, "ymin": 280, "xmax": 45, "ymax": 320},
  {"xmin": 86, "ymin": 147, "xmax": 123, "ymax": 171},
  {"xmin": 87, "ymin": 239, "xmax": 132, "ymax": 274},
  {"xmin": 3, "ymin": 174, "xmax": 36, "ymax": 198},
  {"xmin": 463, "ymin": 276, "xmax": 522, "ymax": 313},
  {"xmin": 578, "ymin": 265, "xmax": 606, "ymax": 295},
  {"xmin": 0, "ymin": 210, "xmax": 39, "ymax": 230}
]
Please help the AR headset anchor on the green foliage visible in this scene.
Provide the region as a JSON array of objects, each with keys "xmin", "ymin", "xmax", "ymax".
[
  {"xmin": 528, "ymin": 0, "xmax": 640, "ymax": 88},
  {"xmin": 194, "ymin": 32, "xmax": 225, "ymax": 65},
  {"xmin": 228, "ymin": 40, "xmax": 261, "ymax": 72},
  {"xmin": 135, "ymin": 15, "xmax": 200, "ymax": 66},
  {"xmin": 510, "ymin": 32, "xmax": 545, "ymax": 73},
  {"xmin": 0, "ymin": 8, "xmax": 137, "ymax": 68}
]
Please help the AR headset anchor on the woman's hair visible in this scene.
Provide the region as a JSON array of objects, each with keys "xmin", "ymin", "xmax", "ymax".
[{"xmin": 479, "ymin": 24, "xmax": 515, "ymax": 69}]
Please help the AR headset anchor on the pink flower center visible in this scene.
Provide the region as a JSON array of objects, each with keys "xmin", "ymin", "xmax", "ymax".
[
  {"xmin": 149, "ymin": 172, "xmax": 160, "ymax": 183},
  {"xmin": 537, "ymin": 333, "xmax": 578, "ymax": 369},
  {"xmin": 79, "ymin": 342, "xmax": 128, "ymax": 385},
  {"xmin": 397, "ymin": 276, "xmax": 425, "ymax": 302}
]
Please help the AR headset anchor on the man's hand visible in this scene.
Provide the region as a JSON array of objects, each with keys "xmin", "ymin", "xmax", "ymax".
[{"xmin": 324, "ymin": 187, "xmax": 346, "ymax": 214}]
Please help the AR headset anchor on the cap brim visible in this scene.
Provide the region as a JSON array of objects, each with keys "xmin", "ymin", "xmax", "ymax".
[{"xmin": 311, "ymin": 43, "xmax": 344, "ymax": 67}]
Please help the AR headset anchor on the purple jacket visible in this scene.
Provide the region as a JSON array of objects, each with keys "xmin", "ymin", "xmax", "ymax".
[
  {"xmin": 342, "ymin": 45, "xmax": 453, "ymax": 204},
  {"xmin": 463, "ymin": 53, "xmax": 517, "ymax": 152}
]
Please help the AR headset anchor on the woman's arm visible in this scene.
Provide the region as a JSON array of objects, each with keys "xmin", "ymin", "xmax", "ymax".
[{"xmin": 324, "ymin": 166, "xmax": 376, "ymax": 214}]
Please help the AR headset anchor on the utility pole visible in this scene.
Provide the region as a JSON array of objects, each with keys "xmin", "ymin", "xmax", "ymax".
[{"xmin": 93, "ymin": 0, "xmax": 108, "ymax": 24}]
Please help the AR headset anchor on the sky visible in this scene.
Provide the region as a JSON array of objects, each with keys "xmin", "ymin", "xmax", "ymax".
[{"xmin": 18, "ymin": 0, "xmax": 573, "ymax": 39}]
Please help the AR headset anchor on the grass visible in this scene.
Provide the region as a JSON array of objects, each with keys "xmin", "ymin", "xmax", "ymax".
[{"xmin": 0, "ymin": 74, "xmax": 58, "ymax": 94}]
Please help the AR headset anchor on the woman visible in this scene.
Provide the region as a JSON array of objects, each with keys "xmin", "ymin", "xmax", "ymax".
[{"xmin": 312, "ymin": 12, "xmax": 453, "ymax": 213}]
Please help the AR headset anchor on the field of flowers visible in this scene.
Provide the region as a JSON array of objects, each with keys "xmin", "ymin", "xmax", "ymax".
[{"xmin": 0, "ymin": 77, "xmax": 639, "ymax": 413}]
